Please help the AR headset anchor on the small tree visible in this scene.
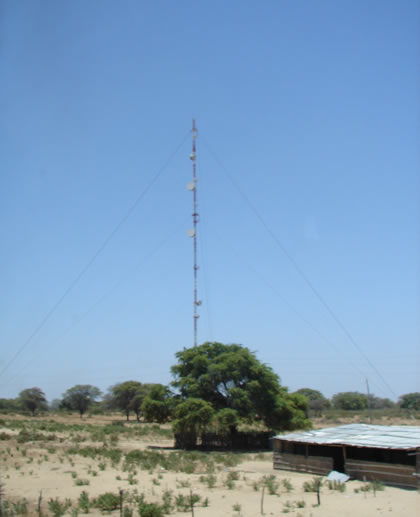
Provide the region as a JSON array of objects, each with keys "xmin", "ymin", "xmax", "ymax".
[
  {"xmin": 398, "ymin": 392, "xmax": 420, "ymax": 410},
  {"xmin": 331, "ymin": 391, "xmax": 367, "ymax": 410},
  {"xmin": 61, "ymin": 385, "xmax": 102, "ymax": 418},
  {"xmin": 367, "ymin": 395, "xmax": 395, "ymax": 410},
  {"xmin": 130, "ymin": 384, "xmax": 156, "ymax": 422},
  {"xmin": 18, "ymin": 387, "xmax": 48, "ymax": 416},
  {"xmin": 142, "ymin": 384, "xmax": 174, "ymax": 423},
  {"xmin": 295, "ymin": 388, "xmax": 330, "ymax": 415},
  {"xmin": 109, "ymin": 381, "xmax": 144, "ymax": 421}
]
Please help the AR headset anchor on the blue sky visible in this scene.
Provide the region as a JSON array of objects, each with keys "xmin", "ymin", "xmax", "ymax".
[{"xmin": 1, "ymin": 0, "xmax": 418, "ymax": 402}]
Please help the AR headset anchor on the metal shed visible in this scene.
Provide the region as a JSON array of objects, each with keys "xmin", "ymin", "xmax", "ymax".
[{"xmin": 272, "ymin": 424, "xmax": 420, "ymax": 488}]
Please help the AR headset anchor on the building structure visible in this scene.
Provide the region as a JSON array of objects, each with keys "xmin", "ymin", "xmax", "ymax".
[{"xmin": 273, "ymin": 424, "xmax": 420, "ymax": 488}]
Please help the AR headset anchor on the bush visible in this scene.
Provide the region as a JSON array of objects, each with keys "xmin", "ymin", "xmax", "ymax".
[
  {"xmin": 261, "ymin": 474, "xmax": 280, "ymax": 495},
  {"xmin": 78, "ymin": 491, "xmax": 90, "ymax": 513},
  {"xmin": 94, "ymin": 492, "xmax": 120, "ymax": 512},
  {"xmin": 138, "ymin": 502, "xmax": 165, "ymax": 517},
  {"xmin": 327, "ymin": 480, "xmax": 346, "ymax": 492},
  {"xmin": 303, "ymin": 477, "xmax": 322, "ymax": 492},
  {"xmin": 48, "ymin": 498, "xmax": 72, "ymax": 517}
]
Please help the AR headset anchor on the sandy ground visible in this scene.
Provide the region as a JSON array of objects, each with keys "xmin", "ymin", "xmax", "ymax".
[{"xmin": 0, "ymin": 414, "xmax": 419, "ymax": 516}]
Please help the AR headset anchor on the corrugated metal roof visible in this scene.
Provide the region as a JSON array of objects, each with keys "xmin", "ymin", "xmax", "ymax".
[{"xmin": 273, "ymin": 424, "xmax": 420, "ymax": 450}]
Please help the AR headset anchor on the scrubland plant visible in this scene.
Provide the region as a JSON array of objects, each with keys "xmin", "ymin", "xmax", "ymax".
[
  {"xmin": 261, "ymin": 474, "xmax": 280, "ymax": 495},
  {"xmin": 175, "ymin": 492, "xmax": 201, "ymax": 513},
  {"xmin": 282, "ymin": 500, "xmax": 294, "ymax": 513},
  {"xmin": 303, "ymin": 477, "xmax": 323, "ymax": 492},
  {"xmin": 1, "ymin": 498, "xmax": 28, "ymax": 516},
  {"xmin": 47, "ymin": 497, "xmax": 72, "ymax": 517},
  {"xmin": 78, "ymin": 491, "xmax": 90, "ymax": 513},
  {"xmin": 327, "ymin": 480, "xmax": 346, "ymax": 492},
  {"xmin": 127, "ymin": 472, "xmax": 137, "ymax": 485},
  {"xmin": 199, "ymin": 473, "xmax": 217, "ymax": 488},
  {"xmin": 74, "ymin": 478, "xmax": 90, "ymax": 486},
  {"xmin": 137, "ymin": 494, "xmax": 165, "ymax": 517},
  {"xmin": 282, "ymin": 478, "xmax": 293, "ymax": 492},
  {"xmin": 138, "ymin": 502, "xmax": 165, "ymax": 517},
  {"xmin": 176, "ymin": 479, "xmax": 191, "ymax": 488},
  {"xmin": 93, "ymin": 492, "xmax": 120, "ymax": 512},
  {"xmin": 161, "ymin": 489, "xmax": 174, "ymax": 513}
]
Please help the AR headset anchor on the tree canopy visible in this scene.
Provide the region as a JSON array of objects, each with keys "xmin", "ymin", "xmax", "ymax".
[
  {"xmin": 141, "ymin": 384, "xmax": 174, "ymax": 423},
  {"xmin": 61, "ymin": 385, "xmax": 102, "ymax": 417},
  {"xmin": 398, "ymin": 392, "xmax": 420, "ymax": 410},
  {"xmin": 331, "ymin": 391, "xmax": 368, "ymax": 410},
  {"xmin": 295, "ymin": 388, "xmax": 330, "ymax": 415},
  {"xmin": 109, "ymin": 381, "xmax": 146, "ymax": 421},
  {"xmin": 171, "ymin": 342, "xmax": 310, "ymax": 436},
  {"xmin": 18, "ymin": 387, "xmax": 48, "ymax": 416}
]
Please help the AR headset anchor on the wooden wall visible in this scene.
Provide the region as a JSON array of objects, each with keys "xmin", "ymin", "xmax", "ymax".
[
  {"xmin": 273, "ymin": 451, "xmax": 332, "ymax": 475},
  {"xmin": 345, "ymin": 459, "xmax": 417, "ymax": 489},
  {"xmin": 273, "ymin": 441, "xmax": 420, "ymax": 489}
]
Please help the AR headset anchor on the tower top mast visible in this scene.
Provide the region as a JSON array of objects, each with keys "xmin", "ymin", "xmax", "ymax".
[{"xmin": 188, "ymin": 119, "xmax": 200, "ymax": 347}]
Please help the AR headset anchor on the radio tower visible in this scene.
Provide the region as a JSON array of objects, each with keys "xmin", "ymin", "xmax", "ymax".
[{"xmin": 187, "ymin": 119, "xmax": 201, "ymax": 347}]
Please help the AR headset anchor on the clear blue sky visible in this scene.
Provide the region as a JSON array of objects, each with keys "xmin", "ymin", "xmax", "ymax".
[{"xmin": 1, "ymin": 0, "xmax": 418, "ymax": 403}]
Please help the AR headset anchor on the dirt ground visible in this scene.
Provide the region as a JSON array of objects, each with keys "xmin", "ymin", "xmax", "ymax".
[{"xmin": 0, "ymin": 414, "xmax": 419, "ymax": 516}]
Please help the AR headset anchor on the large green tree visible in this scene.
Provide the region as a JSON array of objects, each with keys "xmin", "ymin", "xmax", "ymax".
[
  {"xmin": 18, "ymin": 387, "xmax": 48, "ymax": 416},
  {"xmin": 61, "ymin": 385, "xmax": 102, "ymax": 417},
  {"xmin": 171, "ymin": 342, "xmax": 310, "ymax": 433}
]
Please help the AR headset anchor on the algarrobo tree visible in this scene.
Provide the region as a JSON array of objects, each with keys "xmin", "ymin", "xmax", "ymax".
[
  {"xmin": 129, "ymin": 384, "xmax": 157, "ymax": 422},
  {"xmin": 19, "ymin": 387, "xmax": 48, "ymax": 416},
  {"xmin": 171, "ymin": 342, "xmax": 310, "ymax": 434},
  {"xmin": 295, "ymin": 388, "xmax": 330, "ymax": 415},
  {"xmin": 141, "ymin": 384, "xmax": 174, "ymax": 423},
  {"xmin": 172, "ymin": 398, "xmax": 215, "ymax": 448},
  {"xmin": 109, "ymin": 381, "xmax": 144, "ymax": 421},
  {"xmin": 398, "ymin": 392, "xmax": 420, "ymax": 411},
  {"xmin": 61, "ymin": 385, "xmax": 102, "ymax": 418},
  {"xmin": 331, "ymin": 391, "xmax": 368, "ymax": 410}
]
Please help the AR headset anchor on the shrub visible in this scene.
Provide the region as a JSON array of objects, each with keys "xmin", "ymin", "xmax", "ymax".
[
  {"xmin": 75, "ymin": 479, "xmax": 90, "ymax": 486},
  {"xmin": 261, "ymin": 474, "xmax": 280, "ymax": 495},
  {"xmin": 303, "ymin": 477, "xmax": 322, "ymax": 492},
  {"xmin": 94, "ymin": 492, "xmax": 120, "ymax": 512},
  {"xmin": 327, "ymin": 480, "xmax": 346, "ymax": 492},
  {"xmin": 282, "ymin": 478, "xmax": 293, "ymax": 492},
  {"xmin": 48, "ymin": 498, "xmax": 72, "ymax": 517},
  {"xmin": 78, "ymin": 491, "xmax": 90, "ymax": 513},
  {"xmin": 161, "ymin": 490, "xmax": 174, "ymax": 514},
  {"xmin": 227, "ymin": 471, "xmax": 240, "ymax": 481},
  {"xmin": 138, "ymin": 502, "xmax": 165, "ymax": 517},
  {"xmin": 199, "ymin": 474, "xmax": 217, "ymax": 488},
  {"xmin": 175, "ymin": 493, "xmax": 201, "ymax": 512}
]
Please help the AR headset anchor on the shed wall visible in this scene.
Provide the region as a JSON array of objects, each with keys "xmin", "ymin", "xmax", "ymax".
[
  {"xmin": 273, "ymin": 451, "xmax": 332, "ymax": 475},
  {"xmin": 345, "ymin": 459, "xmax": 416, "ymax": 488},
  {"xmin": 273, "ymin": 439, "xmax": 419, "ymax": 488}
]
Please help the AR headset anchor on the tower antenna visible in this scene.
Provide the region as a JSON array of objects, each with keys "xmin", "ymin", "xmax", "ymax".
[{"xmin": 187, "ymin": 119, "xmax": 201, "ymax": 347}]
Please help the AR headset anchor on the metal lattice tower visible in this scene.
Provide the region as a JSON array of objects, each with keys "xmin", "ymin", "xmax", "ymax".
[{"xmin": 187, "ymin": 119, "xmax": 201, "ymax": 347}]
